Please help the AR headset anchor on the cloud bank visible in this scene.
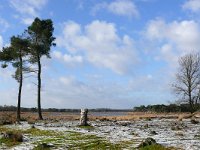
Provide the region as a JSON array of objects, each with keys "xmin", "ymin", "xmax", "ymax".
[{"xmin": 57, "ymin": 20, "xmax": 139, "ymax": 74}]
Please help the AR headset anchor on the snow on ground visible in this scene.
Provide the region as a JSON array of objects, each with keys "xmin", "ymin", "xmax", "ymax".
[{"xmin": 2, "ymin": 118, "xmax": 200, "ymax": 150}]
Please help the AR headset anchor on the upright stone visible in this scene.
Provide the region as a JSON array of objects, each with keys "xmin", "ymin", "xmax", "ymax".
[{"xmin": 80, "ymin": 108, "xmax": 88, "ymax": 126}]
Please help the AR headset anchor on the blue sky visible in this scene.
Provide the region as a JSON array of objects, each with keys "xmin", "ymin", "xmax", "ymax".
[{"xmin": 0, "ymin": 0, "xmax": 200, "ymax": 109}]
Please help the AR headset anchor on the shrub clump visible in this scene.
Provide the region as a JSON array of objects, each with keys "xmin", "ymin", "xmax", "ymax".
[
  {"xmin": 138, "ymin": 138, "xmax": 171, "ymax": 150},
  {"xmin": 0, "ymin": 113, "xmax": 16, "ymax": 125},
  {"xmin": 191, "ymin": 119, "xmax": 199, "ymax": 124},
  {"xmin": 138, "ymin": 137, "xmax": 156, "ymax": 148},
  {"xmin": 2, "ymin": 131, "xmax": 23, "ymax": 142},
  {"xmin": 33, "ymin": 143, "xmax": 54, "ymax": 150},
  {"xmin": 0, "ymin": 131, "xmax": 23, "ymax": 147}
]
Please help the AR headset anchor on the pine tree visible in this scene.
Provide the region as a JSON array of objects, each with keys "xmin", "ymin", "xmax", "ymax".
[
  {"xmin": 0, "ymin": 36, "xmax": 29, "ymax": 121},
  {"xmin": 27, "ymin": 18, "xmax": 56, "ymax": 120}
]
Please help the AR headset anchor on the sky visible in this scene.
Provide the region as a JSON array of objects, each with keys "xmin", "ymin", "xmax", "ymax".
[{"xmin": 0, "ymin": 0, "xmax": 200, "ymax": 109}]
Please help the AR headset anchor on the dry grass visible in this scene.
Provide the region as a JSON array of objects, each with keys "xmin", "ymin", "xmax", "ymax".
[
  {"xmin": 20, "ymin": 112, "xmax": 80, "ymax": 122},
  {"xmin": 89, "ymin": 112, "xmax": 200, "ymax": 121},
  {"xmin": 1, "ymin": 111, "xmax": 200, "ymax": 122},
  {"xmin": 0, "ymin": 112, "xmax": 16, "ymax": 125}
]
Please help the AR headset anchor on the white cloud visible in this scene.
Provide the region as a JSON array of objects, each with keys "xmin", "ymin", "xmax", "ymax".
[
  {"xmin": 0, "ymin": 68, "xmax": 12, "ymax": 80},
  {"xmin": 127, "ymin": 67, "xmax": 175, "ymax": 105},
  {"xmin": 160, "ymin": 44, "xmax": 178, "ymax": 65},
  {"xmin": 41, "ymin": 76, "xmax": 135, "ymax": 108},
  {"xmin": 10, "ymin": 0, "xmax": 48, "ymax": 25},
  {"xmin": 63, "ymin": 54, "xmax": 83, "ymax": 63},
  {"xmin": 10, "ymin": 0, "xmax": 47, "ymax": 16},
  {"xmin": 0, "ymin": 35, "xmax": 3, "ymax": 50},
  {"xmin": 0, "ymin": 75, "xmax": 139, "ymax": 109},
  {"xmin": 92, "ymin": 0, "xmax": 139, "ymax": 18},
  {"xmin": 0, "ymin": 18, "xmax": 10, "ymax": 32},
  {"xmin": 145, "ymin": 19, "xmax": 200, "ymax": 64},
  {"xmin": 52, "ymin": 50, "xmax": 83, "ymax": 65},
  {"xmin": 57, "ymin": 20, "xmax": 139, "ymax": 74},
  {"xmin": 33, "ymin": 72, "xmax": 173, "ymax": 108},
  {"xmin": 0, "ymin": 89, "xmax": 17, "ymax": 106},
  {"xmin": 182, "ymin": 0, "xmax": 200, "ymax": 12},
  {"xmin": 21, "ymin": 18, "xmax": 35, "ymax": 25},
  {"xmin": 59, "ymin": 76, "xmax": 76, "ymax": 86},
  {"xmin": 52, "ymin": 51, "xmax": 62, "ymax": 59}
]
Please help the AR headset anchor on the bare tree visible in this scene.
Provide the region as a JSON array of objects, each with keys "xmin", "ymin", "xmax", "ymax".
[{"xmin": 173, "ymin": 53, "xmax": 200, "ymax": 113}]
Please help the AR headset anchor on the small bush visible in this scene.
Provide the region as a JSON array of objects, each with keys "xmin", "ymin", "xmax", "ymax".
[
  {"xmin": 3, "ymin": 131, "xmax": 23, "ymax": 142},
  {"xmin": 77, "ymin": 125, "xmax": 94, "ymax": 130},
  {"xmin": 191, "ymin": 119, "xmax": 199, "ymax": 124},
  {"xmin": 150, "ymin": 131, "xmax": 157, "ymax": 135},
  {"xmin": 0, "ymin": 113, "xmax": 16, "ymax": 125},
  {"xmin": 145, "ymin": 118, "xmax": 152, "ymax": 121},
  {"xmin": 99, "ymin": 117, "xmax": 110, "ymax": 121},
  {"xmin": 33, "ymin": 143, "xmax": 53, "ymax": 150},
  {"xmin": 27, "ymin": 119, "xmax": 36, "ymax": 125},
  {"xmin": 138, "ymin": 137, "xmax": 156, "ymax": 148},
  {"xmin": 0, "ymin": 131, "xmax": 23, "ymax": 147},
  {"xmin": 144, "ymin": 124, "xmax": 149, "ymax": 128}
]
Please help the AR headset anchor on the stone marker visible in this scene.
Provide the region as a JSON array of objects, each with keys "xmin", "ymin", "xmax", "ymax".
[{"xmin": 80, "ymin": 108, "xmax": 88, "ymax": 126}]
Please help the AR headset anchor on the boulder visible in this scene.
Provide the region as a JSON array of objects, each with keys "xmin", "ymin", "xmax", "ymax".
[
  {"xmin": 191, "ymin": 119, "xmax": 199, "ymax": 124},
  {"xmin": 35, "ymin": 143, "xmax": 54, "ymax": 149},
  {"xmin": 150, "ymin": 130, "xmax": 157, "ymax": 135},
  {"xmin": 138, "ymin": 137, "xmax": 157, "ymax": 148}
]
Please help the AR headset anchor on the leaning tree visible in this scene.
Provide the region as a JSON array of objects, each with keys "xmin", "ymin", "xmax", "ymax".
[
  {"xmin": 173, "ymin": 53, "xmax": 200, "ymax": 113},
  {"xmin": 27, "ymin": 17, "xmax": 56, "ymax": 120},
  {"xmin": 0, "ymin": 36, "xmax": 29, "ymax": 121}
]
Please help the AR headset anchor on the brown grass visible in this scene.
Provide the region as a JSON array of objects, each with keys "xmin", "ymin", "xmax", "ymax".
[
  {"xmin": 1, "ymin": 111, "xmax": 200, "ymax": 122},
  {"xmin": 0, "ymin": 112, "xmax": 16, "ymax": 125},
  {"xmin": 89, "ymin": 112, "xmax": 200, "ymax": 121}
]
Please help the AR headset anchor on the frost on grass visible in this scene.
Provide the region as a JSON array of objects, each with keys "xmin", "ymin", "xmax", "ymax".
[{"xmin": 0, "ymin": 118, "xmax": 200, "ymax": 149}]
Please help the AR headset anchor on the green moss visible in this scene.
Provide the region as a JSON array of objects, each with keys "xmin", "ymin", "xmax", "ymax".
[
  {"xmin": 31, "ymin": 130, "xmax": 125, "ymax": 150},
  {"xmin": 0, "ymin": 126, "xmax": 59, "ymax": 136},
  {"xmin": 24, "ymin": 128, "xmax": 59, "ymax": 136},
  {"xmin": 139, "ymin": 144, "xmax": 170, "ymax": 150},
  {"xmin": 0, "ymin": 137, "xmax": 21, "ymax": 147},
  {"xmin": 67, "ymin": 138, "xmax": 122, "ymax": 150},
  {"xmin": 63, "ymin": 131, "xmax": 123, "ymax": 149},
  {"xmin": 0, "ymin": 126, "xmax": 137, "ymax": 149},
  {"xmin": 1, "ymin": 126, "xmax": 175, "ymax": 150},
  {"xmin": 77, "ymin": 125, "xmax": 95, "ymax": 130},
  {"xmin": 33, "ymin": 143, "xmax": 52, "ymax": 150},
  {"xmin": 0, "ymin": 126, "xmax": 130, "ymax": 150},
  {"xmin": 0, "ymin": 126, "xmax": 10, "ymax": 132}
]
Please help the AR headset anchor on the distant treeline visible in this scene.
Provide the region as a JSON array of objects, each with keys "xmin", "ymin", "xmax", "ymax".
[
  {"xmin": 0, "ymin": 105, "xmax": 132, "ymax": 112},
  {"xmin": 2, "ymin": 104, "xmax": 200, "ymax": 113},
  {"xmin": 133, "ymin": 104, "xmax": 200, "ymax": 113}
]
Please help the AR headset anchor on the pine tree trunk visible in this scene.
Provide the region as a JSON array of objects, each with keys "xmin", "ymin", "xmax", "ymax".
[
  {"xmin": 37, "ymin": 54, "xmax": 43, "ymax": 120},
  {"xmin": 17, "ymin": 54, "xmax": 23, "ymax": 122}
]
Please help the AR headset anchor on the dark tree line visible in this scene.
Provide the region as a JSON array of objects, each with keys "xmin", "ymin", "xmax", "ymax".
[
  {"xmin": 0, "ymin": 105, "xmax": 132, "ymax": 113},
  {"xmin": 0, "ymin": 18, "xmax": 55, "ymax": 121},
  {"xmin": 133, "ymin": 104, "xmax": 196, "ymax": 113}
]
